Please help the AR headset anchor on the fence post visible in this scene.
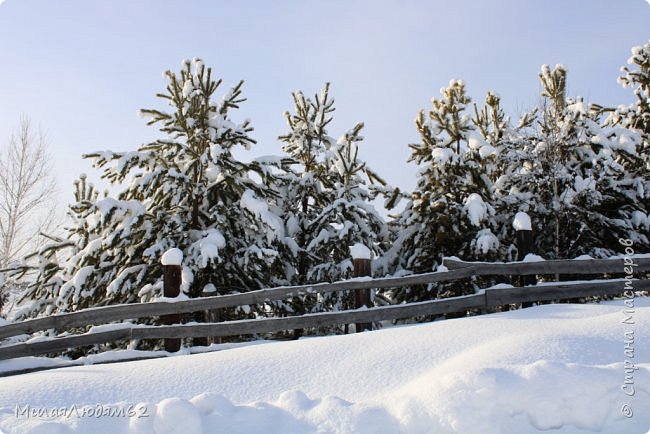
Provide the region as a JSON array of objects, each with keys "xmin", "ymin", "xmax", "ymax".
[
  {"xmin": 161, "ymin": 248, "xmax": 182, "ymax": 352},
  {"xmin": 513, "ymin": 212, "xmax": 536, "ymax": 308},
  {"xmin": 351, "ymin": 243, "xmax": 372, "ymax": 332},
  {"xmin": 200, "ymin": 284, "xmax": 220, "ymax": 346}
]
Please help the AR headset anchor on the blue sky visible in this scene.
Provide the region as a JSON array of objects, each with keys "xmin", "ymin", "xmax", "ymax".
[{"xmin": 0, "ymin": 0, "xmax": 648, "ymax": 211}]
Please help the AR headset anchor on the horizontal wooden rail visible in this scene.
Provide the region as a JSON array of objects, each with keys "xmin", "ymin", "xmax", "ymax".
[
  {"xmin": 444, "ymin": 257, "xmax": 650, "ymax": 275},
  {"xmin": 0, "ymin": 329, "xmax": 132, "ymax": 360},
  {"xmin": 1, "ymin": 278, "xmax": 647, "ymax": 360},
  {"xmin": 485, "ymin": 279, "xmax": 650, "ymax": 306},
  {"xmin": 131, "ymin": 294, "xmax": 486, "ymax": 340},
  {"xmin": 3, "ymin": 256, "xmax": 648, "ymax": 340},
  {"xmin": 0, "ymin": 267, "xmax": 475, "ymax": 340}
]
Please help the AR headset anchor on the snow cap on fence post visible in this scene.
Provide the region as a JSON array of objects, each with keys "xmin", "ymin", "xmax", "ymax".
[
  {"xmin": 513, "ymin": 212, "xmax": 532, "ymax": 231},
  {"xmin": 350, "ymin": 243, "xmax": 371, "ymax": 260},
  {"xmin": 161, "ymin": 248, "xmax": 183, "ymax": 266}
]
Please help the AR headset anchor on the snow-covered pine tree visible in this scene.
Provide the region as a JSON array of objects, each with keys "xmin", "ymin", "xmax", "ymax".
[
  {"xmin": 307, "ymin": 122, "xmax": 390, "ymax": 313},
  {"xmin": 472, "ymin": 87, "xmax": 555, "ymax": 263},
  {"xmin": 16, "ymin": 59, "xmax": 283, "ymax": 318},
  {"xmin": 597, "ymin": 41, "xmax": 650, "ymax": 230},
  {"xmin": 388, "ymin": 80, "xmax": 499, "ymax": 304},
  {"xmin": 8, "ymin": 175, "xmax": 94, "ymax": 317},
  {"xmin": 613, "ymin": 41, "xmax": 650, "ymax": 136},
  {"xmin": 272, "ymin": 84, "xmax": 390, "ymax": 322},
  {"xmin": 471, "ymin": 91, "xmax": 519, "ymax": 260},
  {"xmin": 260, "ymin": 84, "xmax": 339, "ymax": 322},
  {"xmin": 276, "ymin": 83, "xmax": 336, "ymax": 286},
  {"xmin": 496, "ymin": 64, "xmax": 649, "ymax": 260}
]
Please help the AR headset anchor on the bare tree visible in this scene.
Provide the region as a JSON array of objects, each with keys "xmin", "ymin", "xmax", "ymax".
[{"xmin": 0, "ymin": 117, "xmax": 57, "ymax": 269}]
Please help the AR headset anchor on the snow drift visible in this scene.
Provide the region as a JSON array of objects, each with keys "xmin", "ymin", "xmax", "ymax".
[{"xmin": 0, "ymin": 298, "xmax": 648, "ymax": 433}]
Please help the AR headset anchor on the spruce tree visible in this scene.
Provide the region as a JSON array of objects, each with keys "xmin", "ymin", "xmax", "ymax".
[
  {"xmin": 16, "ymin": 59, "xmax": 282, "ymax": 317},
  {"xmin": 496, "ymin": 64, "xmax": 649, "ymax": 260},
  {"xmin": 598, "ymin": 41, "xmax": 650, "ymax": 223},
  {"xmin": 388, "ymin": 80, "xmax": 499, "ymax": 303},
  {"xmin": 276, "ymin": 84, "xmax": 336, "ymax": 286},
  {"xmin": 307, "ymin": 123, "xmax": 390, "ymax": 312},
  {"xmin": 273, "ymin": 84, "xmax": 390, "ymax": 322}
]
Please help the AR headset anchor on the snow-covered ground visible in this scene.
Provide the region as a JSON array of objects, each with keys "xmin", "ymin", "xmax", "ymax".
[{"xmin": 0, "ymin": 298, "xmax": 649, "ymax": 434}]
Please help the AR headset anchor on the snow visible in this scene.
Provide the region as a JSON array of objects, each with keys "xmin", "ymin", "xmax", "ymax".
[
  {"xmin": 478, "ymin": 144, "xmax": 497, "ymax": 158},
  {"xmin": 632, "ymin": 210, "xmax": 648, "ymax": 228},
  {"xmin": 2, "ymin": 299, "xmax": 649, "ymax": 433},
  {"xmin": 161, "ymin": 248, "xmax": 183, "ymax": 266},
  {"xmin": 349, "ymin": 243, "xmax": 371, "ymax": 260},
  {"xmin": 522, "ymin": 253, "xmax": 545, "ymax": 262},
  {"xmin": 467, "ymin": 133, "xmax": 487, "ymax": 150},
  {"xmin": 253, "ymin": 155, "xmax": 285, "ymax": 165},
  {"xmin": 463, "ymin": 193, "xmax": 487, "ymax": 226},
  {"xmin": 86, "ymin": 322, "xmax": 137, "ymax": 334},
  {"xmin": 240, "ymin": 189, "xmax": 285, "ymax": 238},
  {"xmin": 430, "ymin": 147, "xmax": 455, "ymax": 165},
  {"xmin": 513, "ymin": 211, "xmax": 532, "ymax": 231},
  {"xmin": 153, "ymin": 398, "xmax": 203, "ymax": 434},
  {"xmin": 191, "ymin": 229, "xmax": 226, "ymax": 268},
  {"xmin": 473, "ymin": 228, "xmax": 499, "ymax": 254}
]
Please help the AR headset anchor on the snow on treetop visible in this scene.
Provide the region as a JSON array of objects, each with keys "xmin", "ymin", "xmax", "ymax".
[
  {"xmin": 513, "ymin": 211, "xmax": 532, "ymax": 231},
  {"xmin": 632, "ymin": 210, "xmax": 649, "ymax": 228},
  {"xmin": 161, "ymin": 248, "xmax": 183, "ymax": 266},
  {"xmin": 468, "ymin": 133, "xmax": 487, "ymax": 150},
  {"xmin": 349, "ymin": 243, "xmax": 371, "ymax": 259}
]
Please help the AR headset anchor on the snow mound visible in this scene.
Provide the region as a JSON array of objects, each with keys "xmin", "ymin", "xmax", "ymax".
[{"xmin": 2, "ymin": 299, "xmax": 649, "ymax": 433}]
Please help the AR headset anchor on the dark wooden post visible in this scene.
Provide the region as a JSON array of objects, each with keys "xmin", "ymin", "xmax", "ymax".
[
  {"xmin": 514, "ymin": 213, "xmax": 536, "ymax": 308},
  {"xmin": 351, "ymin": 244, "xmax": 372, "ymax": 332},
  {"xmin": 161, "ymin": 249, "xmax": 182, "ymax": 352}
]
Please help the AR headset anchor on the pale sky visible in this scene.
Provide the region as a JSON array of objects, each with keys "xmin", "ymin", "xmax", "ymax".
[{"xmin": 0, "ymin": 0, "xmax": 649, "ymax": 214}]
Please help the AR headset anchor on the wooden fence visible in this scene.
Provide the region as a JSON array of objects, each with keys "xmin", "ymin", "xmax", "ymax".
[{"xmin": 1, "ymin": 256, "xmax": 649, "ymax": 361}]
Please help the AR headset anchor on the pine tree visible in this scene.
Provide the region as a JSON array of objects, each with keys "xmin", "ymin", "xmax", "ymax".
[
  {"xmin": 388, "ymin": 80, "xmax": 499, "ymax": 304},
  {"xmin": 16, "ymin": 59, "xmax": 283, "ymax": 318},
  {"xmin": 272, "ymin": 84, "xmax": 390, "ymax": 324},
  {"xmin": 489, "ymin": 101, "xmax": 538, "ymax": 262},
  {"xmin": 473, "ymin": 92, "xmax": 524, "ymax": 261},
  {"xmin": 613, "ymin": 40, "xmax": 650, "ymax": 135},
  {"xmin": 496, "ymin": 64, "xmax": 649, "ymax": 260},
  {"xmin": 598, "ymin": 41, "xmax": 650, "ymax": 225},
  {"xmin": 307, "ymin": 123, "xmax": 390, "ymax": 313},
  {"xmin": 276, "ymin": 83, "xmax": 336, "ymax": 287}
]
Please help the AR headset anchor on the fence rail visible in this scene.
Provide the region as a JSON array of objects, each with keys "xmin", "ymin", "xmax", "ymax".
[{"xmin": 1, "ymin": 256, "xmax": 648, "ymax": 361}]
